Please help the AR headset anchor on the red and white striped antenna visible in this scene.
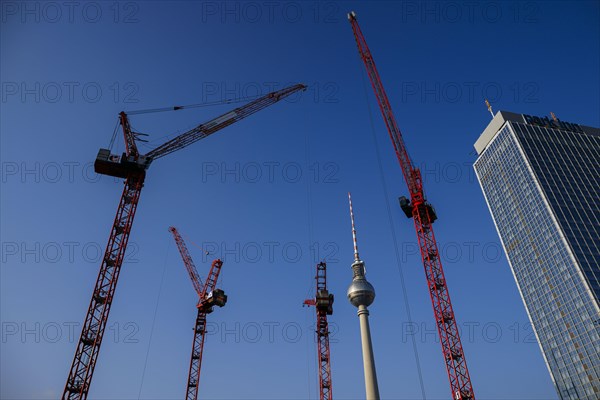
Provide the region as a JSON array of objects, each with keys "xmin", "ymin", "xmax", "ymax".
[{"xmin": 348, "ymin": 192, "xmax": 360, "ymax": 262}]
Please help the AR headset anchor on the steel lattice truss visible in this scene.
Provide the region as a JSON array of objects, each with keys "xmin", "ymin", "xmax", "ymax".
[{"xmin": 187, "ymin": 310, "xmax": 208, "ymax": 399}]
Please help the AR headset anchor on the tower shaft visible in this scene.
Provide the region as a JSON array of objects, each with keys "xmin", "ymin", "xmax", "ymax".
[{"xmin": 358, "ymin": 305, "xmax": 380, "ymax": 400}]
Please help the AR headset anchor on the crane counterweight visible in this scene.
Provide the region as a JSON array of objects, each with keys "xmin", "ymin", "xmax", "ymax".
[{"xmin": 202, "ymin": 288, "xmax": 227, "ymax": 312}]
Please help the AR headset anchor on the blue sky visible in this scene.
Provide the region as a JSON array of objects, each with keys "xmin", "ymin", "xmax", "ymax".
[{"xmin": 1, "ymin": 1, "xmax": 599, "ymax": 399}]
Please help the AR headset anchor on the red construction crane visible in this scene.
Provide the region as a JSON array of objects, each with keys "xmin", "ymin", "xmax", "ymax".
[
  {"xmin": 304, "ymin": 262, "xmax": 334, "ymax": 400},
  {"xmin": 347, "ymin": 12, "xmax": 475, "ymax": 400},
  {"xmin": 169, "ymin": 227, "xmax": 227, "ymax": 400},
  {"xmin": 62, "ymin": 84, "xmax": 307, "ymax": 400}
]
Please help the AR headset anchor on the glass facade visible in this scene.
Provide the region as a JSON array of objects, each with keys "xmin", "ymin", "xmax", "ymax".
[{"xmin": 474, "ymin": 115, "xmax": 600, "ymax": 399}]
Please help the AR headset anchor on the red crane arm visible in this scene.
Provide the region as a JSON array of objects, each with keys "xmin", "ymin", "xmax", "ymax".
[
  {"xmin": 146, "ymin": 83, "xmax": 307, "ymax": 160},
  {"xmin": 169, "ymin": 227, "xmax": 204, "ymax": 297},
  {"xmin": 347, "ymin": 13, "xmax": 417, "ymax": 196},
  {"xmin": 348, "ymin": 11, "xmax": 475, "ymax": 400}
]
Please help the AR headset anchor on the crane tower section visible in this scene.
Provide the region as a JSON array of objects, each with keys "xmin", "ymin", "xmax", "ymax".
[
  {"xmin": 304, "ymin": 262, "xmax": 334, "ymax": 400},
  {"xmin": 347, "ymin": 11, "xmax": 475, "ymax": 400}
]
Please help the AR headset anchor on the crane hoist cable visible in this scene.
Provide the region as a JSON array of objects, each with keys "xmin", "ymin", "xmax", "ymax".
[
  {"xmin": 185, "ymin": 233, "xmax": 214, "ymax": 257},
  {"xmin": 183, "ymin": 232, "xmax": 228, "ymax": 290},
  {"xmin": 111, "ymin": 94, "xmax": 272, "ymax": 150},
  {"xmin": 108, "ymin": 119, "xmax": 120, "ymax": 152},
  {"xmin": 137, "ymin": 238, "xmax": 171, "ymax": 400},
  {"xmin": 124, "ymin": 94, "xmax": 266, "ymax": 115}
]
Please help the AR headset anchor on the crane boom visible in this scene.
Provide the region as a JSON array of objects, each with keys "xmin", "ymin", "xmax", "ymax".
[
  {"xmin": 63, "ymin": 83, "xmax": 305, "ymax": 400},
  {"xmin": 147, "ymin": 84, "xmax": 306, "ymax": 160},
  {"xmin": 304, "ymin": 262, "xmax": 334, "ymax": 400},
  {"xmin": 169, "ymin": 227, "xmax": 204, "ymax": 297},
  {"xmin": 347, "ymin": 19, "xmax": 415, "ymax": 195},
  {"xmin": 348, "ymin": 12, "xmax": 475, "ymax": 400}
]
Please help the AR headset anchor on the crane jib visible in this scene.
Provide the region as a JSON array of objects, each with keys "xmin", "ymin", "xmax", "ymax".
[{"xmin": 92, "ymin": 84, "xmax": 305, "ymax": 180}]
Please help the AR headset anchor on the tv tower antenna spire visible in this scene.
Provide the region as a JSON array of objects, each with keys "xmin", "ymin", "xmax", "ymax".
[
  {"xmin": 346, "ymin": 192, "xmax": 380, "ymax": 400},
  {"xmin": 349, "ymin": 192, "xmax": 360, "ymax": 262}
]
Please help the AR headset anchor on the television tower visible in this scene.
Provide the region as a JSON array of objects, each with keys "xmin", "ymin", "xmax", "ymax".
[{"xmin": 346, "ymin": 192, "xmax": 380, "ymax": 400}]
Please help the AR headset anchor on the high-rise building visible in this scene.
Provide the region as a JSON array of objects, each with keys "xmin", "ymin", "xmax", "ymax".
[{"xmin": 473, "ymin": 111, "xmax": 600, "ymax": 399}]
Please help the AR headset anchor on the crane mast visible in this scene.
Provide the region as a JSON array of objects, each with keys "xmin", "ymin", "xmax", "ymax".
[
  {"xmin": 170, "ymin": 227, "xmax": 226, "ymax": 400},
  {"xmin": 63, "ymin": 84, "xmax": 306, "ymax": 400},
  {"xmin": 347, "ymin": 12, "xmax": 475, "ymax": 400},
  {"xmin": 304, "ymin": 262, "xmax": 334, "ymax": 400},
  {"xmin": 63, "ymin": 121, "xmax": 145, "ymax": 399}
]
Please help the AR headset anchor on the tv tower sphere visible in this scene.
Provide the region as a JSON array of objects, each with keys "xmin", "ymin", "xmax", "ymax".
[{"xmin": 347, "ymin": 259, "xmax": 375, "ymax": 308}]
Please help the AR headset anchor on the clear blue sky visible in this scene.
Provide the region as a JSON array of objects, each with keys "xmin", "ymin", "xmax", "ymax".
[{"xmin": 2, "ymin": 1, "xmax": 599, "ymax": 399}]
